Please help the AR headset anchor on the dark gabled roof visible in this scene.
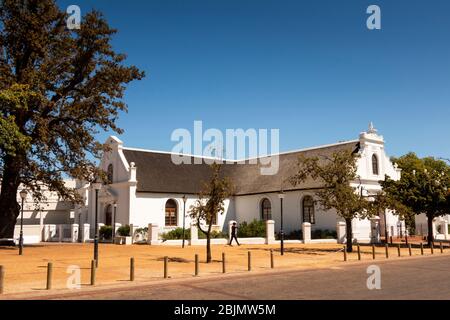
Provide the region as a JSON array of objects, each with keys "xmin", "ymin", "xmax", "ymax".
[{"xmin": 122, "ymin": 140, "xmax": 360, "ymax": 196}]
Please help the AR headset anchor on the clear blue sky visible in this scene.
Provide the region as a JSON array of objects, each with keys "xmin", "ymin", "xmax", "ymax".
[{"xmin": 58, "ymin": 0, "xmax": 450, "ymax": 159}]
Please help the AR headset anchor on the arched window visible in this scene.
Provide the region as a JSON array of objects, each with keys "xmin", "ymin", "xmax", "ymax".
[
  {"xmin": 165, "ymin": 199, "xmax": 178, "ymax": 226},
  {"xmin": 302, "ymin": 196, "xmax": 315, "ymax": 224},
  {"xmin": 261, "ymin": 198, "xmax": 272, "ymax": 220},
  {"xmin": 107, "ymin": 164, "xmax": 114, "ymax": 184},
  {"xmin": 372, "ymin": 154, "xmax": 379, "ymax": 175}
]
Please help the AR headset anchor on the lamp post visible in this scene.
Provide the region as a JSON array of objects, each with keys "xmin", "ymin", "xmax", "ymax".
[
  {"xmin": 278, "ymin": 190, "xmax": 285, "ymax": 256},
  {"xmin": 92, "ymin": 177, "xmax": 102, "ymax": 267},
  {"xmin": 112, "ymin": 202, "xmax": 117, "ymax": 243},
  {"xmin": 182, "ymin": 195, "xmax": 187, "ymax": 248},
  {"xmin": 19, "ymin": 189, "xmax": 27, "ymax": 255}
]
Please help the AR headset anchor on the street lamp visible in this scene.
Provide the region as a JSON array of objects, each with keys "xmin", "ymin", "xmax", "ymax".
[
  {"xmin": 92, "ymin": 177, "xmax": 102, "ymax": 267},
  {"xmin": 112, "ymin": 202, "xmax": 117, "ymax": 243},
  {"xmin": 278, "ymin": 190, "xmax": 285, "ymax": 256},
  {"xmin": 19, "ymin": 189, "xmax": 27, "ymax": 255},
  {"xmin": 182, "ymin": 195, "xmax": 187, "ymax": 248}
]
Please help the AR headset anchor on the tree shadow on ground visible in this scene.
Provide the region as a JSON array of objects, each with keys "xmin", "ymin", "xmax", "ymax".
[
  {"xmin": 243, "ymin": 247, "xmax": 339, "ymax": 255},
  {"xmin": 156, "ymin": 257, "xmax": 190, "ymax": 263}
]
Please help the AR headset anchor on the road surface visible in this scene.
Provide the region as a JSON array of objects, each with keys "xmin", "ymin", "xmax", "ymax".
[{"xmin": 8, "ymin": 255, "xmax": 450, "ymax": 300}]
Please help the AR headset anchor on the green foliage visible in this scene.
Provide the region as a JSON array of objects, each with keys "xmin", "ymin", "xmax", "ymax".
[
  {"xmin": 99, "ymin": 225, "xmax": 113, "ymax": 240},
  {"xmin": 161, "ymin": 227, "xmax": 227, "ymax": 240},
  {"xmin": 162, "ymin": 228, "xmax": 190, "ymax": 240},
  {"xmin": 289, "ymin": 149, "xmax": 370, "ymax": 252},
  {"xmin": 311, "ymin": 229, "xmax": 337, "ymax": 239},
  {"xmin": 382, "ymin": 153, "xmax": 450, "ymax": 219},
  {"xmin": 284, "ymin": 229, "xmax": 303, "ymax": 240},
  {"xmin": 0, "ymin": 0, "xmax": 144, "ymax": 238},
  {"xmin": 117, "ymin": 225, "xmax": 130, "ymax": 237},
  {"xmin": 381, "ymin": 153, "xmax": 450, "ymax": 245},
  {"xmin": 135, "ymin": 227, "xmax": 148, "ymax": 236},
  {"xmin": 237, "ymin": 219, "xmax": 266, "ymax": 238},
  {"xmin": 279, "ymin": 229, "xmax": 336, "ymax": 240},
  {"xmin": 201, "ymin": 230, "xmax": 227, "ymax": 239}
]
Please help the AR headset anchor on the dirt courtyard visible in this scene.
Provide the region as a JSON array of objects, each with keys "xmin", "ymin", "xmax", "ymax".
[{"xmin": 0, "ymin": 242, "xmax": 444, "ymax": 296}]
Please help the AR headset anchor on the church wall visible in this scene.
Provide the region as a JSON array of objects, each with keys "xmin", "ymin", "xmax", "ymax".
[
  {"xmin": 234, "ymin": 191, "xmax": 339, "ymax": 234},
  {"xmin": 131, "ymin": 193, "xmax": 234, "ymax": 234}
]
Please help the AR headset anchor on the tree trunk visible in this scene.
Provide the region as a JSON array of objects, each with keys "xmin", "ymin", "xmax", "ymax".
[
  {"xmin": 0, "ymin": 156, "xmax": 22, "ymax": 238},
  {"xmin": 345, "ymin": 218, "xmax": 353, "ymax": 253},
  {"xmin": 206, "ymin": 220, "xmax": 213, "ymax": 263},
  {"xmin": 206, "ymin": 236, "xmax": 211, "ymax": 263},
  {"xmin": 427, "ymin": 214, "xmax": 434, "ymax": 247}
]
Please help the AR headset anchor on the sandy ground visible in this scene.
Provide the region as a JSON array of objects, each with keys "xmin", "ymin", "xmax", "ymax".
[{"xmin": 0, "ymin": 242, "xmax": 443, "ymax": 295}]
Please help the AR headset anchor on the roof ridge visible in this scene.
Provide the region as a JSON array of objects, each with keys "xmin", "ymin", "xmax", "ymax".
[{"xmin": 122, "ymin": 139, "xmax": 359, "ymax": 162}]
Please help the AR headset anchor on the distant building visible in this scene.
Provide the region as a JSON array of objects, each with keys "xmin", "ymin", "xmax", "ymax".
[{"xmin": 13, "ymin": 180, "xmax": 76, "ymax": 243}]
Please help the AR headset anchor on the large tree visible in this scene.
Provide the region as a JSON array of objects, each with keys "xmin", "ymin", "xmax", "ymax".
[
  {"xmin": 289, "ymin": 149, "xmax": 370, "ymax": 252},
  {"xmin": 381, "ymin": 153, "xmax": 450, "ymax": 245},
  {"xmin": 189, "ymin": 163, "xmax": 233, "ymax": 263},
  {"xmin": 0, "ymin": 0, "xmax": 144, "ymax": 238}
]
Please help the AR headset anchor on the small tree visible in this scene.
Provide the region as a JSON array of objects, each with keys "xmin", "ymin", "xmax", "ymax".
[
  {"xmin": 189, "ymin": 163, "xmax": 233, "ymax": 263},
  {"xmin": 366, "ymin": 190, "xmax": 412, "ymax": 241},
  {"xmin": 289, "ymin": 149, "xmax": 370, "ymax": 252},
  {"xmin": 381, "ymin": 153, "xmax": 450, "ymax": 245}
]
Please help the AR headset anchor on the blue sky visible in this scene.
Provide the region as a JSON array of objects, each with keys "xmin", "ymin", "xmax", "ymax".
[{"xmin": 58, "ymin": 0, "xmax": 450, "ymax": 159}]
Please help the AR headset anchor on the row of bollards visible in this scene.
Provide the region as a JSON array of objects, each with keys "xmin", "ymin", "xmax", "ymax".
[{"xmin": 344, "ymin": 242, "xmax": 445, "ymax": 262}]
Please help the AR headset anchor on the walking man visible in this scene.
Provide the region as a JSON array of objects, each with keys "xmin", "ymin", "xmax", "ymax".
[{"xmin": 229, "ymin": 222, "xmax": 240, "ymax": 246}]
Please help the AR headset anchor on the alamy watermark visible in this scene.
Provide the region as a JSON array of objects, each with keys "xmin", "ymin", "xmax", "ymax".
[
  {"xmin": 66, "ymin": 5, "xmax": 81, "ymax": 30},
  {"xmin": 366, "ymin": 265, "xmax": 381, "ymax": 290},
  {"xmin": 66, "ymin": 265, "xmax": 81, "ymax": 290},
  {"xmin": 170, "ymin": 121, "xmax": 280, "ymax": 175},
  {"xmin": 366, "ymin": 5, "xmax": 381, "ymax": 30}
]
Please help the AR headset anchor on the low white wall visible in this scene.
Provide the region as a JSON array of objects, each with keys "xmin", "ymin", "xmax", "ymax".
[{"xmin": 13, "ymin": 225, "xmax": 41, "ymax": 244}]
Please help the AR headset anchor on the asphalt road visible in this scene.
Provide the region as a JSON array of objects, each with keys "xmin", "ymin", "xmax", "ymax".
[{"xmin": 14, "ymin": 255, "xmax": 450, "ymax": 300}]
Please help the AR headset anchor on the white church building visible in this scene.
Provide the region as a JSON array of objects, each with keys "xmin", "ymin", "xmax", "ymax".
[{"xmin": 79, "ymin": 124, "xmax": 406, "ymax": 243}]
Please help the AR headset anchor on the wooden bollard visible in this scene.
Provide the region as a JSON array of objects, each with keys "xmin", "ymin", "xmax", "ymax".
[
  {"xmin": 164, "ymin": 256, "xmax": 169, "ymax": 279},
  {"xmin": 130, "ymin": 257, "xmax": 135, "ymax": 281},
  {"xmin": 440, "ymin": 242, "xmax": 444, "ymax": 254},
  {"xmin": 372, "ymin": 245, "xmax": 375, "ymax": 260},
  {"xmin": 420, "ymin": 243, "xmax": 424, "ymax": 255},
  {"xmin": 248, "ymin": 251, "xmax": 252, "ymax": 271},
  {"xmin": 90, "ymin": 260, "xmax": 96, "ymax": 286},
  {"xmin": 195, "ymin": 254, "xmax": 199, "ymax": 276},
  {"xmin": 46, "ymin": 262, "xmax": 53, "ymax": 290},
  {"xmin": 0, "ymin": 265, "xmax": 4, "ymax": 294},
  {"xmin": 408, "ymin": 244, "xmax": 412, "ymax": 256},
  {"xmin": 431, "ymin": 243, "xmax": 434, "ymax": 255},
  {"xmin": 343, "ymin": 246, "xmax": 347, "ymax": 262},
  {"xmin": 397, "ymin": 244, "xmax": 401, "ymax": 257},
  {"xmin": 357, "ymin": 245, "xmax": 361, "ymax": 261},
  {"xmin": 270, "ymin": 249, "xmax": 274, "ymax": 269},
  {"xmin": 385, "ymin": 244, "xmax": 389, "ymax": 259},
  {"xmin": 222, "ymin": 253, "xmax": 226, "ymax": 273}
]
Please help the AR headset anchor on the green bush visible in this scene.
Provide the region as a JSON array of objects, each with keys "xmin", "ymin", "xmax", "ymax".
[
  {"xmin": 311, "ymin": 229, "xmax": 337, "ymax": 239},
  {"xmin": 117, "ymin": 224, "xmax": 130, "ymax": 237},
  {"xmin": 162, "ymin": 228, "xmax": 190, "ymax": 240},
  {"xmin": 237, "ymin": 219, "xmax": 266, "ymax": 238},
  {"xmin": 161, "ymin": 227, "xmax": 227, "ymax": 240},
  {"xmin": 99, "ymin": 225, "xmax": 113, "ymax": 240},
  {"xmin": 285, "ymin": 229, "xmax": 303, "ymax": 240},
  {"xmin": 198, "ymin": 230, "xmax": 228, "ymax": 239}
]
